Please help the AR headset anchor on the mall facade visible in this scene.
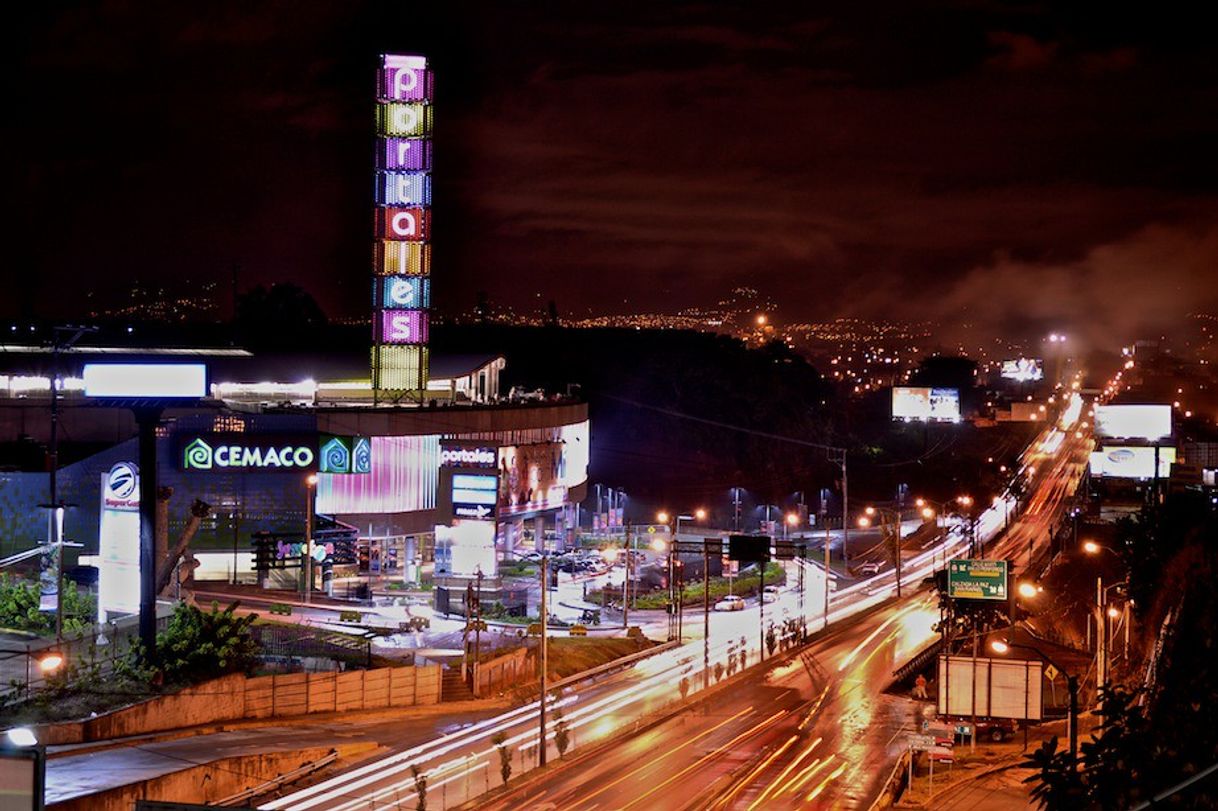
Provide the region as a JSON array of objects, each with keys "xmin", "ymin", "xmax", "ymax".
[{"xmin": 0, "ymin": 346, "xmax": 588, "ymax": 613}]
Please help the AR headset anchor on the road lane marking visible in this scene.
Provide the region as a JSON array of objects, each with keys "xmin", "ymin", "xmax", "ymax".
[
  {"xmin": 565, "ymin": 706, "xmax": 755, "ymax": 809},
  {"xmin": 616, "ymin": 709, "xmax": 790, "ymax": 810}
]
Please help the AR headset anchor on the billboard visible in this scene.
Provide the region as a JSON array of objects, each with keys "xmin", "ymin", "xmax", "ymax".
[
  {"xmin": 98, "ymin": 462, "xmax": 140, "ymax": 621},
  {"xmin": 498, "ymin": 442, "xmax": 567, "ymax": 516},
  {"xmin": 83, "ymin": 363, "xmax": 207, "ymax": 399},
  {"xmin": 892, "ymin": 387, "xmax": 961, "ymax": 422},
  {"xmin": 1094, "ymin": 404, "xmax": 1172, "ymax": 442},
  {"xmin": 947, "ymin": 559, "xmax": 1008, "ymax": 600},
  {"xmin": 372, "ymin": 53, "xmax": 433, "ymax": 395},
  {"xmin": 1000, "ymin": 358, "xmax": 1043, "ymax": 382},
  {"xmin": 937, "ymin": 655, "xmax": 1043, "ymax": 721},
  {"xmin": 1089, "ymin": 446, "xmax": 1177, "ymax": 479}
]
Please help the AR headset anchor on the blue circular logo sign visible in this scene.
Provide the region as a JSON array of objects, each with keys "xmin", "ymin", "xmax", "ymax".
[{"xmin": 107, "ymin": 462, "xmax": 138, "ymax": 500}]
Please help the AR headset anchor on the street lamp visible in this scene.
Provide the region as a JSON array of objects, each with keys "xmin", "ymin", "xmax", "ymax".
[
  {"xmin": 1017, "ymin": 581, "xmax": 1040, "ymax": 600},
  {"xmin": 991, "ymin": 638, "xmax": 1080, "ymax": 764},
  {"xmin": 37, "ymin": 652, "xmax": 64, "ymax": 676},
  {"xmin": 784, "ymin": 511, "xmax": 799, "ymax": 539}
]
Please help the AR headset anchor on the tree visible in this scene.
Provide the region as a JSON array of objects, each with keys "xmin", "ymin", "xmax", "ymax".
[
  {"xmin": 235, "ymin": 283, "xmax": 327, "ymax": 350},
  {"xmin": 410, "ymin": 763, "xmax": 427, "ymax": 811},
  {"xmin": 0, "ymin": 574, "xmax": 93, "ymax": 637},
  {"xmin": 554, "ymin": 706, "xmax": 570, "ymax": 757},
  {"xmin": 765, "ymin": 626, "xmax": 777, "ymax": 657},
  {"xmin": 137, "ymin": 601, "xmax": 259, "ymax": 684},
  {"xmin": 492, "ymin": 731, "xmax": 512, "ymax": 785},
  {"xmin": 679, "ymin": 676, "xmax": 690, "ymax": 700},
  {"xmin": 714, "ymin": 662, "xmax": 725, "ymax": 682}
]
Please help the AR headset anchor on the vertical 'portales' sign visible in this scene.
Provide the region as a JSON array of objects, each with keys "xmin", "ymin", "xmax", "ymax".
[{"xmin": 373, "ymin": 54, "xmax": 433, "ymax": 395}]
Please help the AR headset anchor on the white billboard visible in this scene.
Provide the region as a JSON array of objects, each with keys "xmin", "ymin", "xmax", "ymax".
[
  {"xmin": 83, "ymin": 363, "xmax": 207, "ymax": 398},
  {"xmin": 98, "ymin": 462, "xmax": 141, "ymax": 622},
  {"xmin": 893, "ymin": 387, "xmax": 961, "ymax": 422},
  {"xmin": 1000, "ymin": 358, "xmax": 1043, "ymax": 382},
  {"xmin": 937, "ymin": 655, "xmax": 1043, "ymax": 721},
  {"xmin": 1094, "ymin": 404, "xmax": 1171, "ymax": 442},
  {"xmin": 1089, "ymin": 446, "xmax": 1177, "ymax": 479}
]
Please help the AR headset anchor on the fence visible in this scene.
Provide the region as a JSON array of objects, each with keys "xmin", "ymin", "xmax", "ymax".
[
  {"xmin": 251, "ymin": 623, "xmax": 386, "ymax": 669},
  {"xmin": 0, "ymin": 606, "xmax": 172, "ymax": 698},
  {"xmin": 37, "ymin": 663, "xmax": 442, "ymax": 744},
  {"xmin": 472, "ymin": 647, "xmax": 533, "ymax": 697}
]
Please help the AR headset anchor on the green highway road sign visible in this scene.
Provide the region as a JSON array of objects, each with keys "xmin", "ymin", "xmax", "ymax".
[{"xmin": 947, "ymin": 559, "xmax": 1009, "ymax": 600}]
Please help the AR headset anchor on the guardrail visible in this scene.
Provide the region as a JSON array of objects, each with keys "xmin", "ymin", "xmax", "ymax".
[
  {"xmin": 548, "ymin": 639, "xmax": 680, "ymax": 691},
  {"xmin": 214, "ymin": 748, "xmax": 339, "ymax": 805}
]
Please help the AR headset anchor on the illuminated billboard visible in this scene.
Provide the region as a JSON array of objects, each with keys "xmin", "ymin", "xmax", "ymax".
[
  {"xmin": 1094, "ymin": 404, "xmax": 1172, "ymax": 442},
  {"xmin": 499, "ymin": 442, "xmax": 568, "ymax": 516},
  {"xmin": 372, "ymin": 53, "xmax": 432, "ymax": 395},
  {"xmin": 1089, "ymin": 446, "xmax": 1177, "ymax": 478},
  {"xmin": 1000, "ymin": 358, "xmax": 1043, "ymax": 382},
  {"xmin": 892, "ymin": 387, "xmax": 961, "ymax": 422},
  {"xmin": 83, "ymin": 363, "xmax": 206, "ymax": 399}
]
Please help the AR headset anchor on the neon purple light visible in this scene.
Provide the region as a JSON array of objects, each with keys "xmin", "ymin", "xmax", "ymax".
[
  {"xmin": 379, "ymin": 54, "xmax": 432, "ymax": 102},
  {"xmin": 381, "ymin": 139, "xmax": 432, "ymax": 170},
  {"xmin": 316, "ymin": 435, "xmax": 439, "ymax": 514},
  {"xmin": 381, "ymin": 309, "xmax": 428, "ymax": 344}
]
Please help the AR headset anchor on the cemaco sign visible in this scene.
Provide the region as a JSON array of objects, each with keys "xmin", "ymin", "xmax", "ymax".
[{"xmin": 179, "ymin": 434, "xmax": 317, "ymax": 473}]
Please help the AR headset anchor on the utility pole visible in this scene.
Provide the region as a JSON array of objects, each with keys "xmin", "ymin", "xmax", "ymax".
[
  {"xmin": 539, "ymin": 554, "xmax": 548, "ymax": 766},
  {"xmin": 703, "ymin": 542, "xmax": 711, "ymax": 691},
  {"xmin": 47, "ymin": 325, "xmax": 95, "ymax": 641},
  {"xmin": 475, "ymin": 567, "xmax": 483, "ymax": 670},
  {"xmin": 622, "ymin": 524, "xmax": 631, "ymax": 629},
  {"xmin": 823, "ymin": 505, "xmax": 831, "ymax": 629}
]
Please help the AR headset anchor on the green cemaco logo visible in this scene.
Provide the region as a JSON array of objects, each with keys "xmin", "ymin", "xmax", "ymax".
[{"xmin": 184, "ymin": 438, "xmax": 214, "ymax": 469}]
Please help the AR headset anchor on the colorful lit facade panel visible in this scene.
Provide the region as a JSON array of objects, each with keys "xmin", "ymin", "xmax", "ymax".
[
  {"xmin": 316, "ymin": 434, "xmax": 439, "ymax": 515},
  {"xmin": 372, "ymin": 346, "xmax": 428, "ymax": 391},
  {"xmin": 376, "ymin": 276, "xmax": 431, "ymax": 309},
  {"xmin": 381, "ymin": 310, "xmax": 429, "ymax": 344},
  {"xmin": 378, "ymin": 61, "xmax": 433, "ymax": 102},
  {"xmin": 377, "ymin": 207, "xmax": 431, "ymax": 241},
  {"xmin": 380, "ymin": 139, "xmax": 432, "ymax": 170},
  {"xmin": 377, "ymin": 172, "xmax": 432, "ymax": 206},
  {"xmin": 375, "ymin": 241, "xmax": 431, "ymax": 276},
  {"xmin": 376, "ymin": 102, "xmax": 433, "ymax": 137}
]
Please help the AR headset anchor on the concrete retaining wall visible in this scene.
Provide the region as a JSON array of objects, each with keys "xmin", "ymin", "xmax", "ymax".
[
  {"xmin": 40, "ymin": 664, "xmax": 442, "ymax": 744},
  {"xmin": 48, "ymin": 745, "xmax": 364, "ymax": 811}
]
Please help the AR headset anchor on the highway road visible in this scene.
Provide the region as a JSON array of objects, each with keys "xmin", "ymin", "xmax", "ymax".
[{"xmin": 261, "ymin": 396, "xmax": 1092, "ymax": 811}]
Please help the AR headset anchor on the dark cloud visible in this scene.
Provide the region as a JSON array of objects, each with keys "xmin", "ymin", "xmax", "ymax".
[{"xmin": 5, "ymin": 1, "xmax": 1217, "ymax": 346}]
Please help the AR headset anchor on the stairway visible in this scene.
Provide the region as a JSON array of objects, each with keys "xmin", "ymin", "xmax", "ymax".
[{"xmin": 441, "ymin": 667, "xmax": 477, "ymax": 702}]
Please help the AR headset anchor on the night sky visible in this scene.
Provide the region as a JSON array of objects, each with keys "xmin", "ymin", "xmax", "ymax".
[{"xmin": 8, "ymin": 2, "xmax": 1218, "ymax": 346}]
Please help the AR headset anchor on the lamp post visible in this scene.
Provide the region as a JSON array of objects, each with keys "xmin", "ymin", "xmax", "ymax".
[
  {"xmin": 538, "ymin": 553, "xmax": 548, "ymax": 766},
  {"xmin": 858, "ymin": 505, "xmax": 903, "ymax": 596},
  {"xmin": 304, "ymin": 474, "xmax": 318, "ymax": 604},
  {"xmin": 992, "ymin": 638, "xmax": 1079, "ymax": 763},
  {"xmin": 1082, "ymin": 540, "xmax": 1127, "ymax": 698}
]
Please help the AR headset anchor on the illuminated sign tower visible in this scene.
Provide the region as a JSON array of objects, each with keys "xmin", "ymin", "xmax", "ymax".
[{"xmin": 372, "ymin": 54, "xmax": 433, "ymax": 396}]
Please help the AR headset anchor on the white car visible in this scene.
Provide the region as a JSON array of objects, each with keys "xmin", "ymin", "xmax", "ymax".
[
  {"xmin": 857, "ymin": 561, "xmax": 883, "ymax": 576},
  {"xmin": 714, "ymin": 595, "xmax": 746, "ymax": 612},
  {"xmin": 762, "ymin": 585, "xmax": 780, "ymax": 603}
]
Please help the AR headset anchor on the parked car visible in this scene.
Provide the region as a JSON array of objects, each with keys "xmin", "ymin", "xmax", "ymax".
[
  {"xmin": 714, "ymin": 595, "xmax": 746, "ymax": 612},
  {"xmin": 857, "ymin": 561, "xmax": 883, "ymax": 576},
  {"xmin": 939, "ymin": 719, "xmax": 1018, "ymax": 745}
]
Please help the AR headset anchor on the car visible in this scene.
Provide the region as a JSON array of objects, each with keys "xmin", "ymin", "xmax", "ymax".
[
  {"xmin": 762, "ymin": 585, "xmax": 780, "ymax": 603},
  {"xmin": 857, "ymin": 561, "xmax": 883, "ymax": 576},
  {"xmin": 942, "ymin": 719, "xmax": 1018, "ymax": 744},
  {"xmin": 714, "ymin": 595, "xmax": 746, "ymax": 612}
]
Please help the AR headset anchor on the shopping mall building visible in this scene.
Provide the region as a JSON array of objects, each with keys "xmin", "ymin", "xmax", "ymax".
[{"xmin": 0, "ymin": 345, "xmax": 589, "ymax": 614}]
